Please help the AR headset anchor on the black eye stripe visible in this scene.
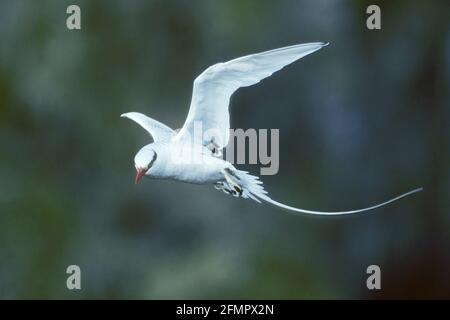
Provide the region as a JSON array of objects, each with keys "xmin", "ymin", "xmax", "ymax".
[{"xmin": 148, "ymin": 152, "xmax": 157, "ymax": 168}]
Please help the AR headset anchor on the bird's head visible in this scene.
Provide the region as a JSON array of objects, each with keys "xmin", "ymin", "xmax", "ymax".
[{"xmin": 133, "ymin": 146, "xmax": 157, "ymax": 184}]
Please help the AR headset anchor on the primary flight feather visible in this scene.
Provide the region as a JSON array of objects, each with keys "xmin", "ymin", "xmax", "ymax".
[{"xmin": 121, "ymin": 42, "xmax": 422, "ymax": 216}]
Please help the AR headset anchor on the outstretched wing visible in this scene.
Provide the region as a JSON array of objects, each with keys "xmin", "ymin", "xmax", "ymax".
[
  {"xmin": 175, "ymin": 42, "xmax": 328, "ymax": 150},
  {"xmin": 121, "ymin": 112, "xmax": 175, "ymax": 142}
]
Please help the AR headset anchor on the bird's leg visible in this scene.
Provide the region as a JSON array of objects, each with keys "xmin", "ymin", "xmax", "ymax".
[
  {"xmin": 214, "ymin": 181, "xmax": 224, "ymax": 190},
  {"xmin": 222, "ymin": 169, "xmax": 243, "ymax": 197}
]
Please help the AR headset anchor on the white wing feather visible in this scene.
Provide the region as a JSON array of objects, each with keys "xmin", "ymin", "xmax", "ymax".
[
  {"xmin": 121, "ymin": 112, "xmax": 175, "ymax": 142},
  {"xmin": 176, "ymin": 42, "xmax": 329, "ymax": 149}
]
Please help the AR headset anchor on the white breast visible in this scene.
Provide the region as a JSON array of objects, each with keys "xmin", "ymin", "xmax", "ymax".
[{"xmin": 148, "ymin": 142, "xmax": 228, "ymax": 184}]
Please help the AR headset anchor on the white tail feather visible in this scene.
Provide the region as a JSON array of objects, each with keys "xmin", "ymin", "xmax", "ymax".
[{"xmin": 225, "ymin": 169, "xmax": 423, "ymax": 216}]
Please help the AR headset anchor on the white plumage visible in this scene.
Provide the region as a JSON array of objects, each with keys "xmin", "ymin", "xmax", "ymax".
[{"xmin": 121, "ymin": 43, "xmax": 422, "ymax": 216}]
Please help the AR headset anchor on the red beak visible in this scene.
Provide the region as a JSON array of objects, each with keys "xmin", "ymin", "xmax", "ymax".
[{"xmin": 135, "ymin": 168, "xmax": 146, "ymax": 184}]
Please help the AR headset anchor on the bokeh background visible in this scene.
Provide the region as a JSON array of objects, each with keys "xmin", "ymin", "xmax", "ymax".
[{"xmin": 0, "ymin": 0, "xmax": 449, "ymax": 299}]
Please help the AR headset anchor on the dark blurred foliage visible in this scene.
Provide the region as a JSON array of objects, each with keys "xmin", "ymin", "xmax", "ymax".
[{"xmin": 0, "ymin": 0, "xmax": 448, "ymax": 299}]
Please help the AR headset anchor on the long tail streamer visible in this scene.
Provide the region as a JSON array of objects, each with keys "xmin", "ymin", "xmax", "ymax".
[{"xmin": 224, "ymin": 169, "xmax": 422, "ymax": 216}]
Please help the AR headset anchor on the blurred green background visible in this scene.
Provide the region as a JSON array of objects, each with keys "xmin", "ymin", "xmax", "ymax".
[{"xmin": 0, "ymin": 0, "xmax": 449, "ymax": 299}]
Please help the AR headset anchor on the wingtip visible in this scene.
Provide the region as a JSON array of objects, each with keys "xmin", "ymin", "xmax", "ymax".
[
  {"xmin": 322, "ymin": 42, "xmax": 330, "ymax": 47},
  {"xmin": 120, "ymin": 113, "xmax": 129, "ymax": 118}
]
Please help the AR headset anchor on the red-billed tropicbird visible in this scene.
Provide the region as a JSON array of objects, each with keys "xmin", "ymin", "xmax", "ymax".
[{"xmin": 121, "ymin": 43, "xmax": 422, "ymax": 216}]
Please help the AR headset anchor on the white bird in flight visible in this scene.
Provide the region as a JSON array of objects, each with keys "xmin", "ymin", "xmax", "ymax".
[{"xmin": 121, "ymin": 42, "xmax": 422, "ymax": 216}]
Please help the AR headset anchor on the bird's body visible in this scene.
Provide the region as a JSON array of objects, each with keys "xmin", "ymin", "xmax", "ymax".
[
  {"xmin": 122, "ymin": 43, "xmax": 422, "ymax": 216},
  {"xmin": 143, "ymin": 141, "xmax": 229, "ymax": 184}
]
